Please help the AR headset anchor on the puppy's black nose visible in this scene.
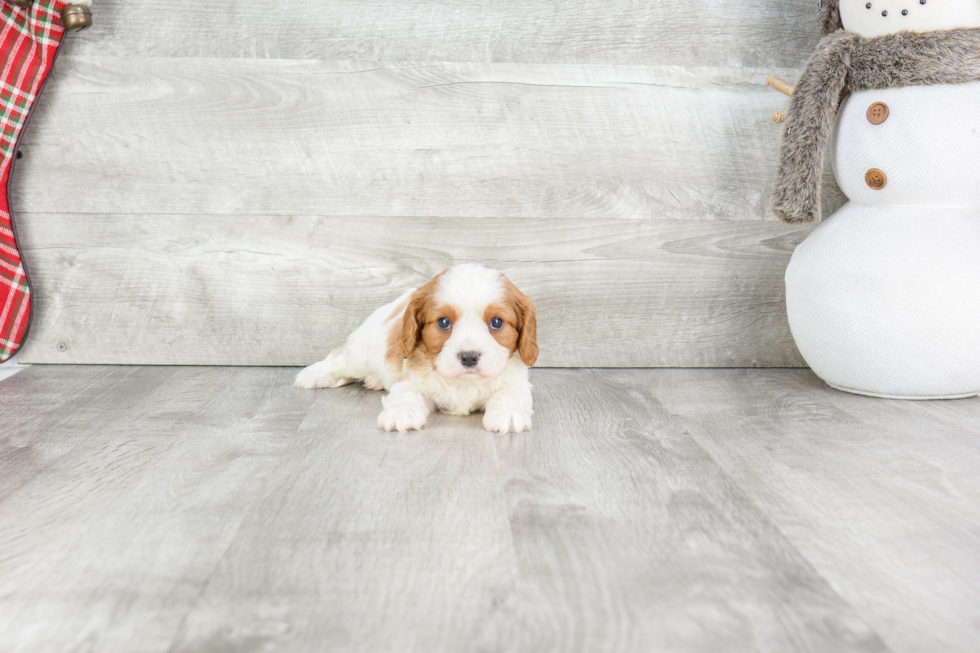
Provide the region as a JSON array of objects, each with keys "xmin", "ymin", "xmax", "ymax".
[{"xmin": 459, "ymin": 351, "xmax": 481, "ymax": 368}]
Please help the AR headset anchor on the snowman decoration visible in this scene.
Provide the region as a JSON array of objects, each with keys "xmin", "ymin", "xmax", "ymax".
[{"xmin": 770, "ymin": 0, "xmax": 980, "ymax": 399}]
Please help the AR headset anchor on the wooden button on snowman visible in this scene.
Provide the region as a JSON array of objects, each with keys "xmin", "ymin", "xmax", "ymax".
[{"xmin": 770, "ymin": 0, "xmax": 980, "ymax": 398}]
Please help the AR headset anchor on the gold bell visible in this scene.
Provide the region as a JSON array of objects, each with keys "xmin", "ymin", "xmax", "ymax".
[{"xmin": 60, "ymin": 4, "xmax": 92, "ymax": 32}]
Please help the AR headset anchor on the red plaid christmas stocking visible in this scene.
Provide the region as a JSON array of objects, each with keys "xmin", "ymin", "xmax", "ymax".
[{"xmin": 0, "ymin": 0, "xmax": 76, "ymax": 362}]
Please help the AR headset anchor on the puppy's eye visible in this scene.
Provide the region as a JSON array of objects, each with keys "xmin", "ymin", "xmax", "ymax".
[
  {"xmin": 437, "ymin": 317, "xmax": 451, "ymax": 330},
  {"xmin": 489, "ymin": 317, "xmax": 503, "ymax": 330}
]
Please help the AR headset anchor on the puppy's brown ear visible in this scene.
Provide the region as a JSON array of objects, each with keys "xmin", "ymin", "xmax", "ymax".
[
  {"xmin": 391, "ymin": 272, "xmax": 446, "ymax": 360},
  {"xmin": 513, "ymin": 286, "xmax": 538, "ymax": 367},
  {"xmin": 395, "ymin": 290, "xmax": 427, "ymax": 359}
]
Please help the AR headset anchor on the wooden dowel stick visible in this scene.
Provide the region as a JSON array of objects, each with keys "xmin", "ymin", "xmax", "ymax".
[{"xmin": 766, "ymin": 75, "xmax": 795, "ymax": 96}]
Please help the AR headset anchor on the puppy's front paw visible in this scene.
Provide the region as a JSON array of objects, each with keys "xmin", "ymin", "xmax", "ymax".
[
  {"xmin": 483, "ymin": 408, "xmax": 532, "ymax": 434},
  {"xmin": 294, "ymin": 362, "xmax": 346, "ymax": 389},
  {"xmin": 378, "ymin": 405, "xmax": 428, "ymax": 433}
]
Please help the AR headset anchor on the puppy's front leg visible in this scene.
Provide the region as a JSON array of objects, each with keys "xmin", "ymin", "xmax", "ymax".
[
  {"xmin": 483, "ymin": 387, "xmax": 533, "ymax": 434},
  {"xmin": 378, "ymin": 382, "xmax": 433, "ymax": 433}
]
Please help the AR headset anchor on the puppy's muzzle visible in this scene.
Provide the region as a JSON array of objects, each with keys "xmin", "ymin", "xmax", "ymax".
[{"xmin": 458, "ymin": 351, "xmax": 481, "ymax": 369}]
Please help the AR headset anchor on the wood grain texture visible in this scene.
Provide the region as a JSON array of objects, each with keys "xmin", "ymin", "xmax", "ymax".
[
  {"xmin": 7, "ymin": 1, "xmax": 848, "ymax": 366},
  {"xmin": 66, "ymin": 0, "xmax": 822, "ymax": 67},
  {"xmin": 0, "ymin": 365, "xmax": 177, "ymax": 502},
  {"xmin": 654, "ymin": 369, "xmax": 980, "ymax": 653},
  {"xmin": 15, "ymin": 214, "xmax": 810, "ymax": 367},
  {"xmin": 480, "ymin": 370, "xmax": 887, "ymax": 653},
  {"xmin": 0, "ymin": 366, "xmax": 905, "ymax": 652},
  {"xmin": 11, "ymin": 58, "xmax": 842, "ymax": 221},
  {"xmin": 168, "ymin": 378, "xmax": 516, "ymax": 653},
  {"xmin": 8, "ymin": 367, "xmax": 979, "ymax": 651},
  {"xmin": 0, "ymin": 366, "xmax": 317, "ymax": 653}
]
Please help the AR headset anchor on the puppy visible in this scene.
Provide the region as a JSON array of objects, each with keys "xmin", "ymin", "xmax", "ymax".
[{"xmin": 295, "ymin": 264, "xmax": 537, "ymax": 433}]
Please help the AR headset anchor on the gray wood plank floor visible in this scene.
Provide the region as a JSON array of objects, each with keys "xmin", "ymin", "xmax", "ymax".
[{"xmin": 1, "ymin": 366, "xmax": 977, "ymax": 653}]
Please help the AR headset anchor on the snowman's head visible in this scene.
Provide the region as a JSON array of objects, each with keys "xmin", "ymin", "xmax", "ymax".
[{"xmin": 828, "ymin": 0, "xmax": 980, "ymax": 37}]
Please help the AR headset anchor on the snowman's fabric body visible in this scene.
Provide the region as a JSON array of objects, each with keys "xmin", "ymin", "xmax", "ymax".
[{"xmin": 774, "ymin": 0, "xmax": 980, "ymax": 398}]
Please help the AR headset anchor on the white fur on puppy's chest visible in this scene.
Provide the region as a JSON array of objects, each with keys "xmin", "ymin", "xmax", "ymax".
[{"xmin": 413, "ymin": 356, "xmax": 529, "ymax": 416}]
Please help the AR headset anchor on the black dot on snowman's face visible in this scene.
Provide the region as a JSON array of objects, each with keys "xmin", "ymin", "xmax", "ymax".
[{"xmin": 844, "ymin": 0, "xmax": 980, "ymax": 37}]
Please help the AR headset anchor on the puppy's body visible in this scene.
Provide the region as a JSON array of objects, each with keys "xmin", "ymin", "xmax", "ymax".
[{"xmin": 295, "ymin": 265, "xmax": 537, "ymax": 433}]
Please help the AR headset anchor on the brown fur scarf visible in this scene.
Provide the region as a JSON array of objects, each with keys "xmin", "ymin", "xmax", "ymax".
[
  {"xmin": 771, "ymin": 27, "xmax": 980, "ymax": 224},
  {"xmin": 820, "ymin": 0, "xmax": 843, "ymax": 36}
]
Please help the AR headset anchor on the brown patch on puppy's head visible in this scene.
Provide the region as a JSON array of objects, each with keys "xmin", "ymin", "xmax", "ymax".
[
  {"xmin": 416, "ymin": 301, "xmax": 458, "ymax": 361},
  {"xmin": 386, "ymin": 270, "xmax": 456, "ymax": 366},
  {"xmin": 489, "ymin": 277, "xmax": 538, "ymax": 367}
]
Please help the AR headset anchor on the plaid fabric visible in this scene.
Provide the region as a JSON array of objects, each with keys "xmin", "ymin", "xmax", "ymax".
[{"xmin": 0, "ymin": 0, "xmax": 69, "ymax": 361}]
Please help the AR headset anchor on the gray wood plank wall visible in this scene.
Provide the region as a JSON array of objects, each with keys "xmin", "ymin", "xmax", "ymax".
[{"xmin": 11, "ymin": 0, "xmax": 844, "ymax": 366}]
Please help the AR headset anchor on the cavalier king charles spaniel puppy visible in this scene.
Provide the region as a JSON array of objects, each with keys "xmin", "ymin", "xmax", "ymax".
[{"xmin": 295, "ymin": 264, "xmax": 538, "ymax": 433}]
